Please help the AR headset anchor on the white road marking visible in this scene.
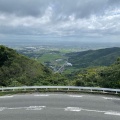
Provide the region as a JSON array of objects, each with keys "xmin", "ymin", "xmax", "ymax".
[
  {"xmin": 0, "ymin": 107, "xmax": 6, "ymax": 111},
  {"xmin": 65, "ymin": 107, "xmax": 105, "ymax": 113},
  {"xmin": 8, "ymin": 107, "xmax": 27, "ymax": 110},
  {"xmin": 26, "ymin": 106, "xmax": 46, "ymax": 111},
  {"xmin": 0, "ymin": 96, "xmax": 13, "ymax": 98},
  {"xmin": 0, "ymin": 106, "xmax": 46, "ymax": 111},
  {"xmin": 81, "ymin": 108, "xmax": 106, "ymax": 113},
  {"xmin": 105, "ymin": 111, "xmax": 120, "ymax": 116},
  {"xmin": 69, "ymin": 95, "xmax": 83, "ymax": 98},
  {"xmin": 34, "ymin": 94, "xmax": 49, "ymax": 97},
  {"xmin": 65, "ymin": 107, "xmax": 81, "ymax": 112},
  {"xmin": 0, "ymin": 105, "xmax": 120, "ymax": 117},
  {"xmin": 64, "ymin": 107, "xmax": 120, "ymax": 116},
  {"xmin": 103, "ymin": 97, "xmax": 120, "ymax": 101}
]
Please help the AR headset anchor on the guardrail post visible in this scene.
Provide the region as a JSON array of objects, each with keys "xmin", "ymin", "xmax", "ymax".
[
  {"xmin": 115, "ymin": 91, "xmax": 118, "ymax": 94},
  {"xmin": 24, "ymin": 88, "xmax": 26, "ymax": 91},
  {"xmin": 2, "ymin": 86, "xmax": 4, "ymax": 92},
  {"xmin": 91, "ymin": 89, "xmax": 93, "ymax": 92},
  {"xmin": 57, "ymin": 88, "xmax": 58, "ymax": 91}
]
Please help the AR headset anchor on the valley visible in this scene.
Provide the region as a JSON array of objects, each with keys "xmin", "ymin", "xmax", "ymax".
[{"xmin": 16, "ymin": 43, "xmax": 120, "ymax": 74}]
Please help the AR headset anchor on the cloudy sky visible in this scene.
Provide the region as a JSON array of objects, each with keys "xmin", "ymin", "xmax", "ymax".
[{"xmin": 0, "ymin": 0, "xmax": 120, "ymax": 43}]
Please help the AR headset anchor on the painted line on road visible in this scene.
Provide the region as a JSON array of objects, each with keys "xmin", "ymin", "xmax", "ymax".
[
  {"xmin": 0, "ymin": 106, "xmax": 46, "ymax": 111},
  {"xmin": 8, "ymin": 107, "xmax": 27, "ymax": 110},
  {"xmin": 81, "ymin": 108, "xmax": 106, "ymax": 113},
  {"xmin": 64, "ymin": 107, "xmax": 120, "ymax": 116},
  {"xmin": 26, "ymin": 106, "xmax": 46, "ymax": 111},
  {"xmin": 103, "ymin": 97, "xmax": 120, "ymax": 101},
  {"xmin": 0, "ymin": 105, "xmax": 120, "ymax": 117},
  {"xmin": 0, "ymin": 96, "xmax": 13, "ymax": 99},
  {"xmin": 81, "ymin": 108, "xmax": 120, "ymax": 116},
  {"xmin": 0, "ymin": 107, "xmax": 6, "ymax": 111},
  {"xmin": 64, "ymin": 107, "xmax": 105, "ymax": 113},
  {"xmin": 65, "ymin": 107, "xmax": 81, "ymax": 112},
  {"xmin": 34, "ymin": 94, "xmax": 49, "ymax": 97},
  {"xmin": 68, "ymin": 95, "xmax": 83, "ymax": 98},
  {"xmin": 105, "ymin": 111, "xmax": 120, "ymax": 116}
]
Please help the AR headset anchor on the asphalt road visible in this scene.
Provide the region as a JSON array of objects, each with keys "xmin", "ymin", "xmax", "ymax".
[{"xmin": 0, "ymin": 93, "xmax": 120, "ymax": 120}]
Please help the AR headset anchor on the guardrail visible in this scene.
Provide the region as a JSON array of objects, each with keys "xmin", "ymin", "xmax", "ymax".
[{"xmin": 0, "ymin": 86, "xmax": 120, "ymax": 94}]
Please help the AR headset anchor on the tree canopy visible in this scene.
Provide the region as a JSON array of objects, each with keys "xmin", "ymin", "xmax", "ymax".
[{"xmin": 0, "ymin": 45, "xmax": 68, "ymax": 86}]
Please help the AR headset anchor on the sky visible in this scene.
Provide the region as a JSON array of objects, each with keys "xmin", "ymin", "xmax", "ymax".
[{"xmin": 0, "ymin": 0, "xmax": 120, "ymax": 44}]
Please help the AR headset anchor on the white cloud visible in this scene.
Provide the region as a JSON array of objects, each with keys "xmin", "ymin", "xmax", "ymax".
[
  {"xmin": 0, "ymin": 0, "xmax": 120, "ymax": 42},
  {"xmin": 0, "ymin": 5, "xmax": 53, "ymax": 27}
]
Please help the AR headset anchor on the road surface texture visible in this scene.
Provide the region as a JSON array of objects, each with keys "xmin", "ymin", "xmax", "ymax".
[{"xmin": 0, "ymin": 93, "xmax": 120, "ymax": 120}]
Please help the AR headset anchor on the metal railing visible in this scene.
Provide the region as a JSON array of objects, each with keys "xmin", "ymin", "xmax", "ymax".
[{"xmin": 0, "ymin": 86, "xmax": 120, "ymax": 94}]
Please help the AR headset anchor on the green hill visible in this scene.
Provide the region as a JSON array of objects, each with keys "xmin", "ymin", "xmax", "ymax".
[
  {"xmin": 66, "ymin": 47, "xmax": 120, "ymax": 69},
  {"xmin": 0, "ymin": 45, "xmax": 68, "ymax": 86},
  {"xmin": 71, "ymin": 57, "xmax": 120, "ymax": 88}
]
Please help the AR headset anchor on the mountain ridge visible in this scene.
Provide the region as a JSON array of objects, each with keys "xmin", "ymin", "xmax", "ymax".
[{"xmin": 66, "ymin": 47, "xmax": 120, "ymax": 69}]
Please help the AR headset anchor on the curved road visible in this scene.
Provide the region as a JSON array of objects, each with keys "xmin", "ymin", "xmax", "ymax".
[{"xmin": 0, "ymin": 93, "xmax": 120, "ymax": 120}]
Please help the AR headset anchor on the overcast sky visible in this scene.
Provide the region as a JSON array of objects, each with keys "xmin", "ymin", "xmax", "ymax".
[{"xmin": 0, "ymin": 0, "xmax": 120, "ymax": 43}]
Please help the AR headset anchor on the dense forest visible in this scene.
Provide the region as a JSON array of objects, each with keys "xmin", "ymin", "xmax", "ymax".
[
  {"xmin": 0, "ymin": 45, "xmax": 68, "ymax": 87},
  {"xmin": 70, "ymin": 58, "xmax": 120, "ymax": 88}
]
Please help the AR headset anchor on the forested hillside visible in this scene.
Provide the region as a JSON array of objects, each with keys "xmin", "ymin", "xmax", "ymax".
[
  {"xmin": 0, "ymin": 45, "xmax": 68, "ymax": 86},
  {"xmin": 66, "ymin": 47, "xmax": 120, "ymax": 69},
  {"xmin": 71, "ymin": 58, "xmax": 120, "ymax": 88}
]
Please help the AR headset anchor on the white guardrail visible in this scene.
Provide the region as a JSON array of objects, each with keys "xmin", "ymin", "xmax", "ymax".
[{"xmin": 0, "ymin": 86, "xmax": 120, "ymax": 94}]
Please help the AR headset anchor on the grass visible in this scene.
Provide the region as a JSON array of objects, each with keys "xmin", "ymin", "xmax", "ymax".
[{"xmin": 38, "ymin": 53, "xmax": 62, "ymax": 63}]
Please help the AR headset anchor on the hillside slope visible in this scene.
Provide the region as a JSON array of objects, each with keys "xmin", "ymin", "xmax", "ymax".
[
  {"xmin": 0, "ymin": 45, "xmax": 53, "ymax": 86},
  {"xmin": 72, "ymin": 57, "xmax": 120, "ymax": 88},
  {"xmin": 66, "ymin": 47, "xmax": 120, "ymax": 69}
]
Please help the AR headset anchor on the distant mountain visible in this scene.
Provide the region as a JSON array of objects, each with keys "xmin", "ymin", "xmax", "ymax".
[
  {"xmin": 0, "ymin": 45, "xmax": 53, "ymax": 86},
  {"xmin": 66, "ymin": 47, "xmax": 120, "ymax": 69}
]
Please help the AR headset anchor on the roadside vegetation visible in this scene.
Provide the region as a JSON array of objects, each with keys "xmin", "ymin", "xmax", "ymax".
[{"xmin": 70, "ymin": 58, "xmax": 120, "ymax": 88}]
